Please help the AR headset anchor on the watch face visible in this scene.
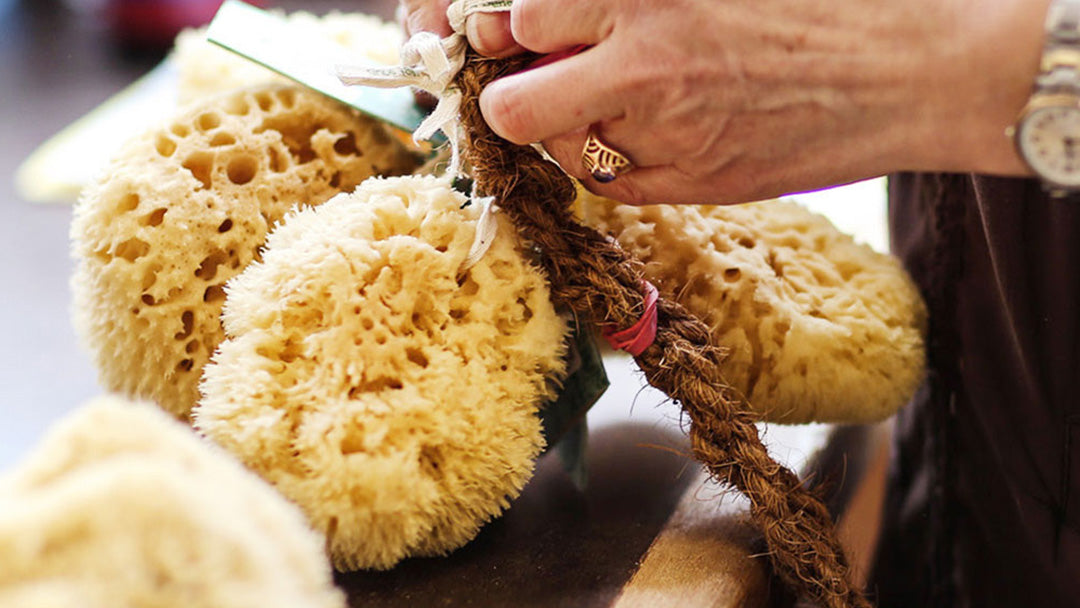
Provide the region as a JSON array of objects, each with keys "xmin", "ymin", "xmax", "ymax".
[{"xmin": 1017, "ymin": 104, "xmax": 1080, "ymax": 187}]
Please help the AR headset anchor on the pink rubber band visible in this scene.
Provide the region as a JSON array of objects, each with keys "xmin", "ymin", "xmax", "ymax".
[
  {"xmin": 602, "ymin": 281, "xmax": 659, "ymax": 356},
  {"xmin": 529, "ymin": 44, "xmax": 590, "ymax": 69}
]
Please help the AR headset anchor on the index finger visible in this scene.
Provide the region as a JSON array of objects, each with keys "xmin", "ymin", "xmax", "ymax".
[{"xmin": 479, "ymin": 45, "xmax": 626, "ymax": 144}]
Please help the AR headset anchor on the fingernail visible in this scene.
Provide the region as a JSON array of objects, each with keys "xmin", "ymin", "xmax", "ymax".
[{"xmin": 467, "ymin": 13, "xmax": 514, "ymax": 56}]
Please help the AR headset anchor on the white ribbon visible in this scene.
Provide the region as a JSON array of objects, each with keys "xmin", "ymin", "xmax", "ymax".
[
  {"xmin": 336, "ymin": 0, "xmax": 511, "ymax": 177},
  {"xmin": 460, "ymin": 194, "xmax": 499, "ymax": 273}
]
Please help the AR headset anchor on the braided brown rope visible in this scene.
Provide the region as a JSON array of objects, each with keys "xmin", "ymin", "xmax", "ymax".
[{"xmin": 456, "ymin": 51, "xmax": 870, "ymax": 608}]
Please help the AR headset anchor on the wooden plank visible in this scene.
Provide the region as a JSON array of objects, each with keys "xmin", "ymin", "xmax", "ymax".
[{"xmin": 612, "ymin": 472, "xmax": 775, "ymax": 608}]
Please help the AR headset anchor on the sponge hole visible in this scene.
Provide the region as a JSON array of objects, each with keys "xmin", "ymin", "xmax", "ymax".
[
  {"xmin": 458, "ymin": 275, "xmax": 480, "ymax": 296},
  {"xmin": 175, "ymin": 310, "xmax": 194, "ymax": 340},
  {"xmin": 223, "ymin": 95, "xmax": 250, "ymax": 115},
  {"xmin": 333, "ymin": 133, "xmax": 360, "ymax": 157},
  {"xmin": 226, "ymin": 156, "xmax": 258, "ymax": 185},
  {"xmin": 195, "ymin": 249, "xmax": 229, "ymax": 281},
  {"xmin": 142, "ymin": 208, "xmax": 167, "ymax": 227},
  {"xmin": 117, "ymin": 193, "xmax": 140, "ymax": 213},
  {"xmin": 406, "ymin": 348, "xmax": 429, "ymax": 368},
  {"xmin": 141, "ymin": 265, "xmax": 160, "ymax": 290},
  {"xmin": 115, "ymin": 237, "xmax": 150, "ymax": 262},
  {"xmin": 723, "ymin": 268, "xmax": 742, "ymax": 283},
  {"xmin": 276, "ymin": 88, "xmax": 297, "ymax": 108},
  {"xmin": 419, "ymin": 446, "xmax": 444, "ymax": 480},
  {"xmin": 210, "ymin": 132, "xmax": 236, "ymax": 147},
  {"xmin": 255, "ymin": 91, "xmax": 274, "ymax": 111},
  {"xmin": 155, "ymin": 134, "xmax": 177, "ymax": 157},
  {"xmin": 196, "ymin": 112, "xmax": 222, "ymax": 132},
  {"xmin": 203, "ymin": 284, "xmax": 226, "ymax": 303},
  {"xmin": 182, "ymin": 152, "xmax": 214, "ymax": 189},
  {"xmin": 268, "ymin": 146, "xmax": 289, "ymax": 173}
]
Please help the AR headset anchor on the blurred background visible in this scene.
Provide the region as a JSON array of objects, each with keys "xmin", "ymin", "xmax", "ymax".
[{"xmin": 0, "ymin": 0, "xmax": 886, "ymax": 470}]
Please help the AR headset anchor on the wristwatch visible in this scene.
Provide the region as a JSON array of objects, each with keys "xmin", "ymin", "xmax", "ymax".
[{"xmin": 1011, "ymin": 0, "xmax": 1080, "ymax": 194}]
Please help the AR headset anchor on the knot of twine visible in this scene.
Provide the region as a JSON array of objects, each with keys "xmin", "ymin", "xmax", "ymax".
[{"xmin": 453, "ymin": 52, "xmax": 871, "ymax": 608}]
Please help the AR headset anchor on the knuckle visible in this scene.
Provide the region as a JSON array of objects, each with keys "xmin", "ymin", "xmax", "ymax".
[{"xmin": 468, "ymin": 14, "xmax": 512, "ymax": 55}]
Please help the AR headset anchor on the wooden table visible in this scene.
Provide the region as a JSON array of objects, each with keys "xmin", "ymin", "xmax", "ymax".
[{"xmin": 0, "ymin": 2, "xmax": 870, "ymax": 606}]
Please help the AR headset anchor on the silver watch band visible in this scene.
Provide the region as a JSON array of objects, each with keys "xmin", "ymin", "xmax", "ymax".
[
  {"xmin": 1040, "ymin": 0, "xmax": 1080, "ymax": 89},
  {"xmin": 1048, "ymin": 0, "xmax": 1080, "ymax": 43}
]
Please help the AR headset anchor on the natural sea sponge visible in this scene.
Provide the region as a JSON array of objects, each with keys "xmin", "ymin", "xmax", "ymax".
[
  {"xmin": 71, "ymin": 84, "xmax": 420, "ymax": 419},
  {"xmin": 196, "ymin": 175, "xmax": 569, "ymax": 571},
  {"xmin": 577, "ymin": 190, "xmax": 926, "ymax": 424},
  {"xmin": 174, "ymin": 11, "xmax": 403, "ymax": 105},
  {"xmin": 0, "ymin": 397, "xmax": 344, "ymax": 608}
]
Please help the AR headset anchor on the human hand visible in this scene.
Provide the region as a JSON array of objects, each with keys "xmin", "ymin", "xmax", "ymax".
[
  {"xmin": 399, "ymin": 0, "xmax": 522, "ymax": 56},
  {"xmin": 478, "ymin": 0, "xmax": 1047, "ymax": 204}
]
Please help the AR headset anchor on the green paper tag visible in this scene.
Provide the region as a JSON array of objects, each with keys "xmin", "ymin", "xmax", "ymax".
[
  {"xmin": 206, "ymin": 0, "xmax": 428, "ymax": 133},
  {"xmin": 539, "ymin": 327, "xmax": 609, "ymax": 488}
]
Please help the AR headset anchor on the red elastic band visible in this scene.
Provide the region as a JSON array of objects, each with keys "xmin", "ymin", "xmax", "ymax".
[
  {"xmin": 602, "ymin": 281, "xmax": 659, "ymax": 356},
  {"xmin": 529, "ymin": 44, "xmax": 590, "ymax": 69}
]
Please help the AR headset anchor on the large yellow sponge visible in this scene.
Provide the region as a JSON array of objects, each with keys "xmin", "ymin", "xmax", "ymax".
[
  {"xmin": 71, "ymin": 84, "xmax": 419, "ymax": 419},
  {"xmin": 196, "ymin": 175, "xmax": 570, "ymax": 570},
  {"xmin": 0, "ymin": 397, "xmax": 344, "ymax": 608},
  {"xmin": 578, "ymin": 191, "xmax": 926, "ymax": 424}
]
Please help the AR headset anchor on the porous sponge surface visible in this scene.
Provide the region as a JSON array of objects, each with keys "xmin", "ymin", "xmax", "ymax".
[
  {"xmin": 196, "ymin": 175, "xmax": 569, "ymax": 571},
  {"xmin": 174, "ymin": 11, "xmax": 403, "ymax": 105},
  {"xmin": 0, "ymin": 397, "xmax": 344, "ymax": 608},
  {"xmin": 71, "ymin": 84, "xmax": 419, "ymax": 419},
  {"xmin": 578, "ymin": 191, "xmax": 926, "ymax": 424}
]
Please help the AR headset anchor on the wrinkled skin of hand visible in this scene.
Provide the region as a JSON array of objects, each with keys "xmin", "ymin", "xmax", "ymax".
[{"xmin": 402, "ymin": 0, "xmax": 1047, "ymax": 205}]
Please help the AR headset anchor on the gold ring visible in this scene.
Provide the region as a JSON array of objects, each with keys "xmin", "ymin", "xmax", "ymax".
[{"xmin": 581, "ymin": 128, "xmax": 634, "ymax": 183}]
